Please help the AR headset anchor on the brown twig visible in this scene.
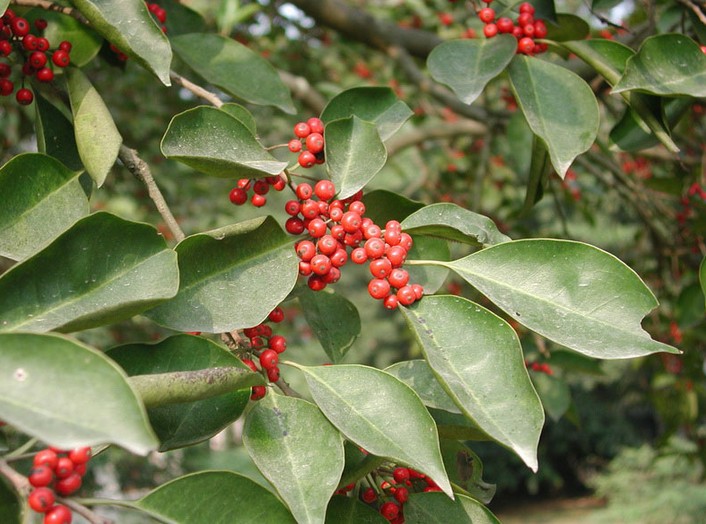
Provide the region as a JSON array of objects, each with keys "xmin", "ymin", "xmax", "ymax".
[
  {"xmin": 169, "ymin": 71, "xmax": 224, "ymax": 108},
  {"xmin": 385, "ymin": 120, "xmax": 486, "ymax": 157},
  {"xmin": 59, "ymin": 497, "xmax": 114, "ymax": 524},
  {"xmin": 10, "ymin": 0, "xmax": 89, "ymax": 24},
  {"xmin": 279, "ymin": 70, "xmax": 327, "ymax": 114},
  {"xmin": 677, "ymin": 0, "xmax": 706, "ymax": 25},
  {"xmin": 0, "ymin": 459, "xmax": 30, "ymax": 498}
]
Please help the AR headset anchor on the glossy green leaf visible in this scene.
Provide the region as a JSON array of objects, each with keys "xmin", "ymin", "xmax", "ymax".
[
  {"xmin": 146, "ymin": 216, "xmax": 298, "ymax": 333},
  {"xmin": 405, "ymin": 492, "xmax": 500, "ymax": 524},
  {"xmin": 0, "ymin": 333, "xmax": 158, "ymax": 454},
  {"xmin": 297, "ymin": 364, "xmax": 452, "ymax": 497},
  {"xmin": 362, "ymin": 190, "xmax": 424, "ymax": 226},
  {"xmin": 0, "ymin": 475, "xmax": 22, "ymax": 524},
  {"xmin": 401, "ymin": 203, "xmax": 511, "ymax": 247},
  {"xmin": 613, "ymin": 34, "xmax": 706, "ymax": 97},
  {"xmin": 430, "ymin": 408, "xmax": 491, "ymax": 441},
  {"xmin": 71, "ymin": 0, "xmax": 172, "ymax": 85},
  {"xmin": 160, "ymin": 0, "xmax": 207, "ymax": 35},
  {"xmin": 320, "ymin": 87, "xmax": 413, "ymax": 141},
  {"xmin": 545, "ymin": 13, "xmax": 590, "ymax": 41},
  {"xmin": 531, "ymin": 371, "xmax": 571, "ymax": 421},
  {"xmin": 0, "ymin": 212, "xmax": 178, "ymax": 333},
  {"xmin": 700, "ymin": 257, "xmax": 706, "ymax": 308},
  {"xmin": 440, "ymin": 440, "xmax": 495, "ymax": 504},
  {"xmin": 244, "ymin": 393, "xmax": 344, "ymax": 524},
  {"xmin": 385, "ymin": 360, "xmax": 461, "ymax": 414},
  {"xmin": 528, "ymin": 0, "xmax": 558, "ymax": 22},
  {"xmin": 0, "ymin": 153, "xmax": 88, "ymax": 261},
  {"xmin": 610, "ymin": 98, "xmax": 691, "ymax": 152},
  {"xmin": 427, "ymin": 36, "xmax": 517, "ymax": 105},
  {"xmin": 443, "ymin": 239, "xmax": 680, "ymax": 358},
  {"xmin": 171, "ymin": 33, "xmax": 294, "ymax": 113},
  {"xmin": 521, "ymin": 134, "xmax": 552, "ymax": 212},
  {"xmin": 325, "ymin": 496, "xmax": 388, "ymax": 524},
  {"xmin": 66, "ymin": 68, "xmax": 122, "ymax": 187},
  {"xmin": 407, "ymin": 235, "xmax": 450, "ymax": 295},
  {"xmin": 508, "ymin": 55, "xmax": 599, "ymax": 177},
  {"xmin": 400, "ymin": 295, "xmax": 543, "ymax": 471},
  {"xmin": 325, "ymin": 116, "xmax": 387, "ymax": 200},
  {"xmin": 41, "ymin": 10, "xmax": 102, "ymax": 66},
  {"xmin": 299, "ymin": 288, "xmax": 360, "ymax": 364},
  {"xmin": 161, "ymin": 106, "xmax": 286, "ymax": 178},
  {"xmin": 35, "ymin": 92, "xmax": 83, "ymax": 172},
  {"xmin": 220, "ymin": 102, "xmax": 257, "ymax": 136},
  {"xmin": 107, "ymin": 335, "xmax": 252, "ymax": 451},
  {"xmin": 138, "ymin": 471, "xmax": 296, "ymax": 523}
]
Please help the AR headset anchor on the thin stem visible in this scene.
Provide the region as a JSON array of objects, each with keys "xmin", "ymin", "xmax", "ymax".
[
  {"xmin": 266, "ymin": 143, "xmax": 290, "ymax": 151},
  {"xmin": 59, "ymin": 497, "xmax": 113, "ymax": 524},
  {"xmin": 405, "ymin": 259, "xmax": 448, "ymax": 268},
  {"xmin": 275, "ymin": 378, "xmax": 304, "ymax": 398},
  {"xmin": 10, "ymin": 0, "xmax": 90, "ymax": 24},
  {"xmin": 169, "ymin": 71, "xmax": 223, "ymax": 108},
  {"xmin": 0, "ymin": 459, "xmax": 30, "ymax": 497},
  {"xmin": 337, "ymin": 455, "xmax": 387, "ymax": 490},
  {"xmin": 3, "ymin": 437, "xmax": 38, "ymax": 460}
]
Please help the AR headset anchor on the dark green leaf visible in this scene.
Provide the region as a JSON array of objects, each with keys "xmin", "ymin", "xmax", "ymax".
[
  {"xmin": 107, "ymin": 335, "xmax": 251, "ymax": 451},
  {"xmin": 0, "ymin": 212, "xmax": 178, "ymax": 333},
  {"xmin": 440, "ymin": 441, "xmax": 496, "ymax": 504},
  {"xmin": 430, "ymin": 408, "xmax": 491, "ymax": 441},
  {"xmin": 385, "ymin": 360, "xmax": 461, "ymax": 414},
  {"xmin": 506, "ymin": 111, "xmax": 533, "ymax": 178},
  {"xmin": 325, "ymin": 496, "xmax": 388, "ymax": 524},
  {"xmin": 592, "ymin": 0, "xmax": 623, "ymax": 9},
  {"xmin": 71, "ymin": 0, "xmax": 172, "ymax": 85},
  {"xmin": 610, "ymin": 98, "xmax": 690, "ymax": 152},
  {"xmin": 320, "ymin": 87, "xmax": 413, "ymax": 141},
  {"xmin": 508, "ymin": 56, "xmax": 599, "ymax": 177},
  {"xmin": 325, "ymin": 116, "xmax": 387, "ymax": 200},
  {"xmin": 530, "ymin": 372, "xmax": 571, "ymax": 421},
  {"xmin": 146, "ymin": 216, "xmax": 298, "ymax": 333},
  {"xmin": 0, "ymin": 475, "xmax": 22, "ymax": 524},
  {"xmin": 427, "ymin": 36, "xmax": 517, "ymax": 105},
  {"xmin": 548, "ymin": 350, "xmax": 604, "ymax": 375},
  {"xmin": 545, "ymin": 13, "xmax": 590, "ymax": 41},
  {"xmin": 220, "ymin": 102, "xmax": 257, "ymax": 136},
  {"xmin": 529, "ymin": 0, "xmax": 558, "ymax": 22},
  {"xmin": 443, "ymin": 239, "xmax": 680, "ymax": 358},
  {"xmin": 613, "ymin": 34, "xmax": 706, "ymax": 97},
  {"xmin": 160, "ymin": 0, "xmax": 207, "ymax": 35},
  {"xmin": 244, "ymin": 393, "xmax": 344, "ymax": 524},
  {"xmin": 66, "ymin": 68, "xmax": 122, "ymax": 187},
  {"xmin": 41, "ymin": 10, "xmax": 102, "ymax": 66},
  {"xmin": 35, "ymin": 92, "xmax": 83, "ymax": 172},
  {"xmin": 400, "ymin": 296, "xmax": 544, "ymax": 471},
  {"xmin": 298, "ymin": 288, "xmax": 360, "ymax": 364},
  {"xmin": 361, "ymin": 190, "xmax": 424, "ymax": 225},
  {"xmin": 401, "ymin": 203, "xmax": 511, "ymax": 247},
  {"xmin": 171, "ymin": 33, "xmax": 294, "ymax": 113},
  {"xmin": 521, "ymin": 134, "xmax": 552, "ymax": 212},
  {"xmin": 297, "ymin": 364, "xmax": 452, "ymax": 497},
  {"xmin": 700, "ymin": 257, "xmax": 706, "ymax": 308},
  {"xmin": 0, "ymin": 153, "xmax": 88, "ymax": 261},
  {"xmin": 407, "ymin": 235, "xmax": 450, "ymax": 295},
  {"xmin": 405, "ymin": 492, "xmax": 500, "ymax": 524},
  {"xmin": 138, "ymin": 471, "xmax": 296, "ymax": 523},
  {"xmin": 161, "ymin": 106, "xmax": 286, "ymax": 178},
  {"xmin": 0, "ymin": 333, "xmax": 158, "ymax": 454}
]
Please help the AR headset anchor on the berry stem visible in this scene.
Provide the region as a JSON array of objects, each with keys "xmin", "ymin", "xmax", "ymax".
[
  {"xmin": 169, "ymin": 71, "xmax": 223, "ymax": 108},
  {"xmin": 2, "ymin": 437, "xmax": 38, "ymax": 461},
  {"xmin": 265, "ymin": 143, "xmax": 290, "ymax": 151},
  {"xmin": 10, "ymin": 0, "xmax": 90, "ymax": 25},
  {"xmin": 336, "ymin": 455, "xmax": 387, "ymax": 490}
]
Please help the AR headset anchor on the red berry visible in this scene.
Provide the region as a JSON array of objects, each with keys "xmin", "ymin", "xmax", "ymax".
[
  {"xmin": 266, "ymin": 366, "xmax": 280, "ymax": 382},
  {"xmin": 288, "ymin": 139, "xmax": 302, "ymax": 152},
  {"xmin": 348, "ymin": 200, "xmax": 366, "ymax": 215},
  {"xmin": 518, "ymin": 37, "xmax": 535, "ymax": 54},
  {"xmin": 393, "ymin": 467, "xmax": 410, "ymax": 483},
  {"xmin": 268, "ymin": 335, "xmax": 287, "ymax": 353},
  {"xmin": 229, "ymin": 187, "xmax": 248, "ymax": 205},
  {"xmin": 380, "ymin": 501, "xmax": 400, "ymax": 520},
  {"xmin": 36, "ymin": 37, "xmax": 49, "ymax": 52},
  {"xmin": 483, "ymin": 23, "xmax": 498, "ymax": 38},
  {"xmin": 384, "ymin": 295, "xmax": 399, "ymax": 310},
  {"xmin": 54, "ymin": 457, "xmax": 74, "ymax": 479},
  {"xmin": 307, "ymin": 117, "xmax": 324, "ymax": 134},
  {"xmin": 314, "ymin": 179, "xmax": 336, "ymax": 201},
  {"xmin": 259, "ymin": 349, "xmax": 279, "ymax": 370},
  {"xmin": 299, "ymin": 261, "xmax": 312, "ymax": 276},
  {"xmin": 307, "ymin": 217, "xmax": 327, "ymax": 238},
  {"xmin": 307, "ymin": 274, "xmax": 327, "ymax": 291},
  {"xmin": 497, "ymin": 17, "xmax": 514, "ymax": 33},
  {"xmin": 268, "ymin": 307, "xmax": 285, "ymax": 323},
  {"xmin": 298, "ymin": 150, "xmax": 316, "ymax": 168},
  {"xmin": 250, "ymin": 193, "xmax": 266, "ymax": 207},
  {"xmin": 33, "ymin": 449, "xmax": 59, "ymax": 469},
  {"xmin": 253, "ymin": 179, "xmax": 270, "ymax": 195},
  {"xmin": 518, "ymin": 12, "xmax": 534, "ymax": 26},
  {"xmin": 16, "ymin": 88, "xmax": 33, "ymax": 105},
  {"xmin": 58, "ymin": 41, "xmax": 72, "ymax": 52},
  {"xmin": 317, "ymin": 234, "xmax": 338, "ymax": 255},
  {"xmin": 310, "ymin": 254, "xmax": 332, "ymax": 275},
  {"xmin": 35, "ymin": 18, "xmax": 48, "ymax": 31},
  {"xmin": 385, "ymin": 245, "xmax": 407, "ymax": 267},
  {"xmin": 300, "ymin": 199, "xmax": 320, "ymax": 219},
  {"xmin": 478, "ymin": 8, "xmax": 495, "ymax": 23},
  {"xmin": 294, "ymin": 122, "xmax": 311, "ymax": 138},
  {"xmin": 305, "ymin": 132, "xmax": 324, "ymax": 154},
  {"xmin": 0, "ymin": 40, "xmax": 12, "ymax": 56},
  {"xmin": 285, "ymin": 217, "xmax": 305, "ymax": 235},
  {"xmin": 43, "ymin": 504, "xmax": 72, "ymax": 524},
  {"xmin": 36, "ymin": 67, "xmax": 54, "ymax": 83},
  {"xmin": 330, "ymin": 248, "xmax": 348, "ymax": 267},
  {"xmin": 438, "ymin": 12, "xmax": 453, "ymax": 26},
  {"xmin": 68, "ymin": 447, "xmax": 91, "ymax": 465},
  {"xmin": 394, "ymin": 486, "xmax": 409, "ymax": 504},
  {"xmin": 0, "ymin": 78, "xmax": 14, "ymax": 96},
  {"xmin": 350, "ymin": 247, "xmax": 368, "ymax": 264},
  {"xmin": 412, "ymin": 283, "xmax": 424, "ymax": 300},
  {"xmin": 397, "ymin": 285, "xmax": 416, "ymax": 306},
  {"xmin": 55, "ymin": 472, "xmax": 82, "ymax": 496},
  {"xmin": 51, "ymin": 50, "xmax": 70, "ymax": 68},
  {"xmin": 388, "ymin": 268, "xmax": 410, "ymax": 288},
  {"xmin": 368, "ymin": 278, "xmax": 391, "ymax": 299},
  {"xmin": 340, "ymin": 211, "xmax": 362, "ymax": 233},
  {"xmin": 28, "ymin": 466, "xmax": 54, "ymax": 488},
  {"xmin": 519, "ymin": 2, "xmax": 535, "ymax": 15},
  {"xmin": 295, "ymin": 183, "xmax": 313, "ymax": 200},
  {"xmin": 399, "ymin": 233, "xmax": 413, "ymax": 251},
  {"xmin": 284, "ymin": 200, "xmax": 301, "ymax": 216},
  {"xmin": 237, "ymin": 178, "xmax": 251, "ymax": 189},
  {"xmin": 242, "ymin": 358, "xmax": 258, "ymax": 372},
  {"xmin": 28, "ymin": 487, "xmax": 55, "ymax": 513},
  {"xmin": 29, "ymin": 51, "xmax": 47, "ymax": 69},
  {"xmin": 323, "ymin": 266, "xmax": 341, "ymax": 284},
  {"xmin": 296, "ymin": 240, "xmax": 317, "ymax": 261},
  {"xmin": 369, "ymin": 258, "xmax": 392, "ymax": 279},
  {"xmin": 385, "ymin": 220, "xmax": 401, "ymax": 232},
  {"xmin": 251, "ymin": 385, "xmax": 267, "ymax": 400},
  {"xmin": 364, "ymin": 237, "xmax": 386, "ymax": 259},
  {"xmin": 362, "ymin": 487, "xmax": 376, "ymax": 503},
  {"xmin": 534, "ymin": 20, "xmax": 548, "ymax": 38},
  {"xmin": 11, "ymin": 17, "xmax": 30, "ymax": 37}
]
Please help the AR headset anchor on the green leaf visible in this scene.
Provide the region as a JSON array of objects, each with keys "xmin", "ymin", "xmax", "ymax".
[
  {"xmin": 159, "ymin": 0, "xmax": 207, "ymax": 36},
  {"xmin": 400, "ymin": 296, "xmax": 543, "ymax": 471},
  {"xmin": 427, "ymin": 36, "xmax": 517, "ymax": 105},
  {"xmin": 40, "ymin": 10, "xmax": 102, "ymax": 67},
  {"xmin": 0, "ymin": 475, "xmax": 22, "ymax": 524},
  {"xmin": 548, "ymin": 350, "xmax": 604, "ymax": 375},
  {"xmin": 0, "ymin": 1, "xmax": 8, "ymax": 17},
  {"xmin": 544, "ymin": 13, "xmax": 590, "ymax": 41},
  {"xmin": 430, "ymin": 408, "xmax": 490, "ymax": 441},
  {"xmin": 401, "ymin": 203, "xmax": 511, "ymax": 247},
  {"xmin": 298, "ymin": 288, "xmax": 361, "ymax": 364},
  {"xmin": 161, "ymin": 106, "xmax": 287, "ymax": 178},
  {"xmin": 521, "ymin": 134, "xmax": 552, "ymax": 211},
  {"xmin": 361, "ymin": 190, "xmax": 424, "ymax": 226},
  {"xmin": 442, "ymin": 239, "xmax": 680, "ymax": 358},
  {"xmin": 0, "ymin": 333, "xmax": 158, "ymax": 454},
  {"xmin": 138, "ymin": 471, "xmax": 296, "ymax": 523},
  {"xmin": 325, "ymin": 496, "xmax": 388, "ymax": 524},
  {"xmin": 107, "ymin": 335, "xmax": 251, "ymax": 451},
  {"xmin": 296, "ymin": 364, "xmax": 452, "ymax": 497},
  {"xmin": 610, "ymin": 97, "xmax": 691, "ymax": 152},
  {"xmin": 171, "ymin": 33, "xmax": 294, "ymax": 113},
  {"xmin": 35, "ymin": 92, "xmax": 83, "ymax": 172},
  {"xmin": 508, "ymin": 55, "xmax": 599, "ymax": 177},
  {"xmin": 530, "ymin": 372, "xmax": 571, "ymax": 421},
  {"xmin": 244, "ymin": 393, "xmax": 345, "ymax": 524},
  {"xmin": 320, "ymin": 87, "xmax": 413, "ymax": 141},
  {"xmin": 0, "ymin": 212, "xmax": 178, "ymax": 333},
  {"xmin": 66, "ymin": 68, "xmax": 122, "ymax": 187},
  {"xmin": 700, "ymin": 257, "xmax": 706, "ymax": 308},
  {"xmin": 440, "ymin": 440, "xmax": 496, "ymax": 504},
  {"xmin": 405, "ymin": 492, "xmax": 500, "ymax": 524},
  {"xmin": 613, "ymin": 34, "xmax": 706, "ymax": 97},
  {"xmin": 325, "ymin": 116, "xmax": 388, "ymax": 200},
  {"xmin": 0, "ymin": 153, "xmax": 88, "ymax": 261},
  {"xmin": 146, "ymin": 216, "xmax": 298, "ymax": 333},
  {"xmin": 385, "ymin": 360, "xmax": 461, "ymax": 414},
  {"xmin": 220, "ymin": 102, "xmax": 257, "ymax": 136},
  {"xmin": 70, "ymin": 0, "xmax": 172, "ymax": 85},
  {"xmin": 407, "ymin": 235, "xmax": 450, "ymax": 295}
]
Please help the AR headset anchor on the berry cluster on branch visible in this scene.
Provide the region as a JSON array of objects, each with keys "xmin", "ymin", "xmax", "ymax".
[
  {"xmin": 478, "ymin": 0, "xmax": 548, "ymax": 55},
  {"xmin": 241, "ymin": 306, "xmax": 287, "ymax": 400}
]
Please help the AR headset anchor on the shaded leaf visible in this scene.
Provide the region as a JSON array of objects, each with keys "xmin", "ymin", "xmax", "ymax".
[
  {"xmin": 71, "ymin": 0, "xmax": 172, "ymax": 85},
  {"xmin": 138, "ymin": 471, "xmax": 296, "ymax": 523},
  {"xmin": 440, "ymin": 441, "xmax": 496, "ymax": 504},
  {"xmin": 400, "ymin": 295, "xmax": 543, "ymax": 471},
  {"xmin": 545, "ymin": 13, "xmax": 590, "ymax": 41},
  {"xmin": 0, "ymin": 212, "xmax": 178, "ymax": 333},
  {"xmin": 401, "ymin": 203, "xmax": 511, "ymax": 247},
  {"xmin": 0, "ymin": 474, "xmax": 22, "ymax": 524},
  {"xmin": 297, "ymin": 364, "xmax": 452, "ymax": 497},
  {"xmin": 107, "ymin": 335, "xmax": 252, "ymax": 451},
  {"xmin": 430, "ymin": 408, "xmax": 491, "ymax": 441},
  {"xmin": 244, "ymin": 393, "xmax": 344, "ymax": 524},
  {"xmin": 320, "ymin": 87, "xmax": 413, "ymax": 141},
  {"xmin": 610, "ymin": 98, "xmax": 690, "ymax": 152},
  {"xmin": 35, "ymin": 92, "xmax": 83, "ymax": 172},
  {"xmin": 508, "ymin": 55, "xmax": 599, "ymax": 177},
  {"xmin": 549, "ymin": 350, "xmax": 604, "ymax": 375},
  {"xmin": 0, "ymin": 153, "xmax": 88, "ymax": 261},
  {"xmin": 530, "ymin": 372, "xmax": 571, "ymax": 421},
  {"xmin": 386, "ymin": 360, "xmax": 461, "ymax": 414},
  {"xmin": 66, "ymin": 68, "xmax": 122, "ymax": 187},
  {"xmin": 325, "ymin": 496, "xmax": 387, "ymax": 524},
  {"xmin": 427, "ymin": 36, "xmax": 516, "ymax": 105},
  {"xmin": 40, "ymin": 10, "xmax": 102, "ymax": 66},
  {"xmin": 161, "ymin": 106, "xmax": 286, "ymax": 178},
  {"xmin": 145, "ymin": 216, "xmax": 298, "ymax": 333},
  {"xmin": 299, "ymin": 288, "xmax": 360, "ymax": 364},
  {"xmin": 362, "ymin": 190, "xmax": 424, "ymax": 226},
  {"xmin": 407, "ymin": 235, "xmax": 450, "ymax": 295},
  {"xmin": 443, "ymin": 239, "xmax": 680, "ymax": 358},
  {"xmin": 0, "ymin": 333, "xmax": 158, "ymax": 454},
  {"xmin": 220, "ymin": 102, "xmax": 257, "ymax": 136},
  {"xmin": 700, "ymin": 257, "xmax": 706, "ymax": 308},
  {"xmin": 405, "ymin": 492, "xmax": 500, "ymax": 524},
  {"xmin": 325, "ymin": 116, "xmax": 387, "ymax": 200},
  {"xmin": 159, "ymin": 0, "xmax": 207, "ymax": 35},
  {"xmin": 171, "ymin": 33, "xmax": 294, "ymax": 113},
  {"xmin": 521, "ymin": 134, "xmax": 552, "ymax": 211}
]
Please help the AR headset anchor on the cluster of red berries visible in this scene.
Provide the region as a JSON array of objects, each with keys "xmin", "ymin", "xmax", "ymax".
[
  {"xmin": 526, "ymin": 360, "xmax": 553, "ymax": 375},
  {"xmin": 0, "ymin": 9, "xmax": 72, "ymax": 106},
  {"xmin": 478, "ymin": 0, "xmax": 548, "ymax": 55},
  {"xmin": 110, "ymin": 2, "xmax": 167, "ymax": 61},
  {"xmin": 229, "ymin": 174, "xmax": 287, "ymax": 208},
  {"xmin": 284, "ymin": 179, "xmax": 423, "ymax": 308},
  {"xmin": 288, "ymin": 117, "xmax": 325, "ymax": 169},
  {"xmin": 27, "ymin": 446, "xmax": 92, "ymax": 523},
  {"xmin": 241, "ymin": 306, "xmax": 287, "ymax": 400}
]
